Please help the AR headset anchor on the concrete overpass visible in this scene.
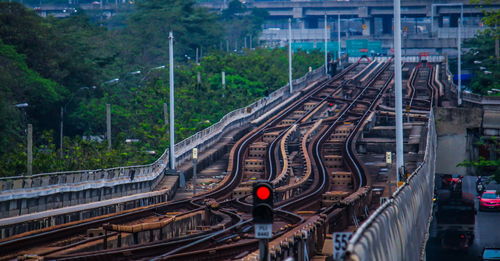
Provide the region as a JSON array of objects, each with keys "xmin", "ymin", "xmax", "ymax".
[{"xmin": 200, "ymin": 0, "xmax": 498, "ymax": 54}]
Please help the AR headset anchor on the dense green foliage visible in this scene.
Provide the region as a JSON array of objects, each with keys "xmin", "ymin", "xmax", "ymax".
[
  {"xmin": 461, "ymin": 0, "xmax": 499, "ymax": 95},
  {"xmin": 462, "ymin": 32, "xmax": 500, "ymax": 95},
  {"xmin": 458, "ymin": 136, "xmax": 500, "ymax": 183},
  {"xmin": 0, "ymin": 1, "xmax": 323, "ymax": 176}
]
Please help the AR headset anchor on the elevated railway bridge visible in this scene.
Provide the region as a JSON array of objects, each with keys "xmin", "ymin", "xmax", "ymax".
[{"xmin": 0, "ymin": 56, "xmax": 457, "ymax": 260}]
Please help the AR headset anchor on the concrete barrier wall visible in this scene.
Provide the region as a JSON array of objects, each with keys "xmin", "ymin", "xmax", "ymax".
[
  {"xmin": 345, "ymin": 112, "xmax": 437, "ymax": 261},
  {"xmin": 0, "ymin": 66, "xmax": 326, "ymax": 219}
]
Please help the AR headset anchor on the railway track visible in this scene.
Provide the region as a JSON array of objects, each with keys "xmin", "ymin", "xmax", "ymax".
[{"xmin": 0, "ymin": 60, "xmax": 443, "ymax": 261}]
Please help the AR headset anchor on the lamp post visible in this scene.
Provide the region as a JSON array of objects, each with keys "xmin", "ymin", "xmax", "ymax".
[
  {"xmin": 288, "ymin": 18, "xmax": 293, "ymax": 93},
  {"xmin": 394, "ymin": 0, "xmax": 404, "ymax": 185},
  {"xmin": 168, "ymin": 31, "xmax": 176, "ymax": 170},
  {"xmin": 324, "ymin": 13, "xmax": 328, "ymax": 76},
  {"xmin": 431, "ymin": 3, "xmax": 463, "ymax": 105},
  {"xmin": 338, "ymin": 14, "xmax": 342, "ymax": 67},
  {"xmin": 60, "ymin": 86, "xmax": 95, "ymax": 158},
  {"xmin": 14, "ymin": 103, "xmax": 30, "ymax": 175}
]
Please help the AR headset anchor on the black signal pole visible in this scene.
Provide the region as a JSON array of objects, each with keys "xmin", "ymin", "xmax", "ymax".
[{"xmin": 253, "ymin": 181, "xmax": 274, "ymax": 261}]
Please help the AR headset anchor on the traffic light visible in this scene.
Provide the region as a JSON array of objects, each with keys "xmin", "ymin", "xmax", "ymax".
[{"xmin": 252, "ymin": 182, "xmax": 274, "ymax": 224}]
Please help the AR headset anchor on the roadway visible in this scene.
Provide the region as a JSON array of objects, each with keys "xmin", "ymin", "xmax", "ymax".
[{"xmin": 426, "ymin": 176, "xmax": 500, "ymax": 261}]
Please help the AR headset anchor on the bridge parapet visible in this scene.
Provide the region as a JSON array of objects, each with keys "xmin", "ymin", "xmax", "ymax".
[{"xmin": 345, "ymin": 112, "xmax": 437, "ymax": 261}]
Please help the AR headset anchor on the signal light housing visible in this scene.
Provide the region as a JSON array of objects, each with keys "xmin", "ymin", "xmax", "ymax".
[{"xmin": 252, "ymin": 182, "xmax": 274, "ymax": 224}]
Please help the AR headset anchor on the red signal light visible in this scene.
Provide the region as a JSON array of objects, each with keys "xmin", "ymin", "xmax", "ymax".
[
  {"xmin": 256, "ymin": 186, "xmax": 271, "ymax": 200},
  {"xmin": 328, "ymin": 103, "xmax": 334, "ymax": 107},
  {"xmin": 459, "ymin": 234, "xmax": 465, "ymax": 239}
]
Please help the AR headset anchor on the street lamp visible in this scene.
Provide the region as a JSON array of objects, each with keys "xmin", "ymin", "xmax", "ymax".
[
  {"xmin": 338, "ymin": 14, "xmax": 342, "ymax": 67},
  {"xmin": 104, "ymin": 78, "xmax": 119, "ymax": 84},
  {"xmin": 13, "ymin": 103, "xmax": 30, "ymax": 175},
  {"xmin": 288, "ymin": 18, "xmax": 293, "ymax": 93},
  {"xmin": 431, "ymin": 3, "xmax": 463, "ymax": 105},
  {"xmin": 15, "ymin": 103, "xmax": 29, "ymax": 108},
  {"xmin": 60, "ymin": 86, "xmax": 96, "ymax": 158},
  {"xmin": 394, "ymin": 0, "xmax": 404, "ymax": 186},
  {"xmin": 152, "ymin": 65, "xmax": 166, "ymax": 70}
]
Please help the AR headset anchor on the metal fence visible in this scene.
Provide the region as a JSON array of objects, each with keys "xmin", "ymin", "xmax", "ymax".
[{"xmin": 345, "ymin": 111, "xmax": 437, "ymax": 261}]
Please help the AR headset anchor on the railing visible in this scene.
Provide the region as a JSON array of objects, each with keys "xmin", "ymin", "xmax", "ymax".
[
  {"xmin": 0, "ymin": 66, "xmax": 326, "ymax": 198},
  {"xmin": 345, "ymin": 112, "xmax": 437, "ymax": 261},
  {"xmin": 462, "ymin": 92, "xmax": 500, "ymax": 105},
  {"xmin": 437, "ymin": 27, "xmax": 483, "ymax": 39},
  {"xmin": 348, "ymin": 55, "xmax": 445, "ymax": 63}
]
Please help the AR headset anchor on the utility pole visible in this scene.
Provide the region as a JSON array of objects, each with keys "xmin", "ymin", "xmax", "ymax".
[
  {"xmin": 163, "ymin": 103, "xmax": 168, "ymax": 126},
  {"xmin": 324, "ymin": 14, "xmax": 328, "ymax": 76},
  {"xmin": 169, "ymin": 31, "xmax": 176, "ymax": 170},
  {"xmin": 250, "ymin": 34, "xmax": 253, "ymax": 49},
  {"xmin": 27, "ymin": 124, "xmax": 33, "ymax": 176},
  {"xmin": 195, "ymin": 47, "xmax": 199, "ymax": 64},
  {"xmin": 338, "ymin": 14, "xmax": 342, "ymax": 67},
  {"xmin": 192, "ymin": 148, "xmax": 198, "ymax": 195},
  {"xmin": 457, "ymin": 6, "xmax": 463, "ymax": 105},
  {"xmin": 106, "ymin": 104, "xmax": 111, "ymax": 150},
  {"xmin": 59, "ymin": 107, "xmax": 63, "ymax": 158},
  {"xmin": 394, "ymin": 0, "xmax": 404, "ymax": 186},
  {"xmin": 222, "ymin": 71, "xmax": 226, "ymax": 97},
  {"xmin": 288, "ymin": 18, "xmax": 293, "ymax": 93},
  {"xmin": 431, "ymin": 3, "xmax": 463, "ymax": 105}
]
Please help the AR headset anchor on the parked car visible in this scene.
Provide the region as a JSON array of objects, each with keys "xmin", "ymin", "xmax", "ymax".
[{"xmin": 479, "ymin": 190, "xmax": 500, "ymax": 211}]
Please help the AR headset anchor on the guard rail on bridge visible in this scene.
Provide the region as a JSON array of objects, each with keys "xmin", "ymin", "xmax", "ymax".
[
  {"xmin": 0, "ymin": 66, "xmax": 327, "ymax": 219},
  {"xmin": 348, "ymin": 55, "xmax": 445, "ymax": 63},
  {"xmin": 461, "ymin": 92, "xmax": 500, "ymax": 106},
  {"xmin": 345, "ymin": 112, "xmax": 437, "ymax": 261}
]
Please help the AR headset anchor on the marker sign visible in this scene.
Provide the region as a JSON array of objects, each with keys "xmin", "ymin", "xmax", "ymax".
[
  {"xmin": 255, "ymin": 224, "xmax": 272, "ymax": 239},
  {"xmin": 386, "ymin": 152, "xmax": 392, "ymax": 164},
  {"xmin": 192, "ymin": 148, "xmax": 198, "ymax": 160},
  {"xmin": 333, "ymin": 232, "xmax": 353, "ymax": 260}
]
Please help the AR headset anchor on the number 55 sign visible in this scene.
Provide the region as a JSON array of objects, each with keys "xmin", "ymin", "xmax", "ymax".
[{"xmin": 333, "ymin": 232, "xmax": 353, "ymax": 260}]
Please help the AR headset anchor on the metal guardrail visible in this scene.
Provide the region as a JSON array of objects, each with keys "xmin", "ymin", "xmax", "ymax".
[
  {"xmin": 345, "ymin": 111, "xmax": 437, "ymax": 261},
  {"xmin": 461, "ymin": 92, "xmax": 500, "ymax": 105},
  {"xmin": 348, "ymin": 56, "xmax": 445, "ymax": 63},
  {"xmin": 0, "ymin": 67, "xmax": 326, "ymax": 198}
]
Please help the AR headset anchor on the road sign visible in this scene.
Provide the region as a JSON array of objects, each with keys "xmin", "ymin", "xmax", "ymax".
[
  {"xmin": 192, "ymin": 148, "xmax": 198, "ymax": 159},
  {"xmin": 386, "ymin": 152, "xmax": 392, "ymax": 164},
  {"xmin": 254, "ymin": 223, "xmax": 272, "ymax": 239},
  {"xmin": 333, "ymin": 232, "xmax": 353, "ymax": 260}
]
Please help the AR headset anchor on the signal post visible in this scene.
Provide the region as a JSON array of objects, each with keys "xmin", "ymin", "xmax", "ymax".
[{"xmin": 252, "ymin": 181, "xmax": 274, "ymax": 261}]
